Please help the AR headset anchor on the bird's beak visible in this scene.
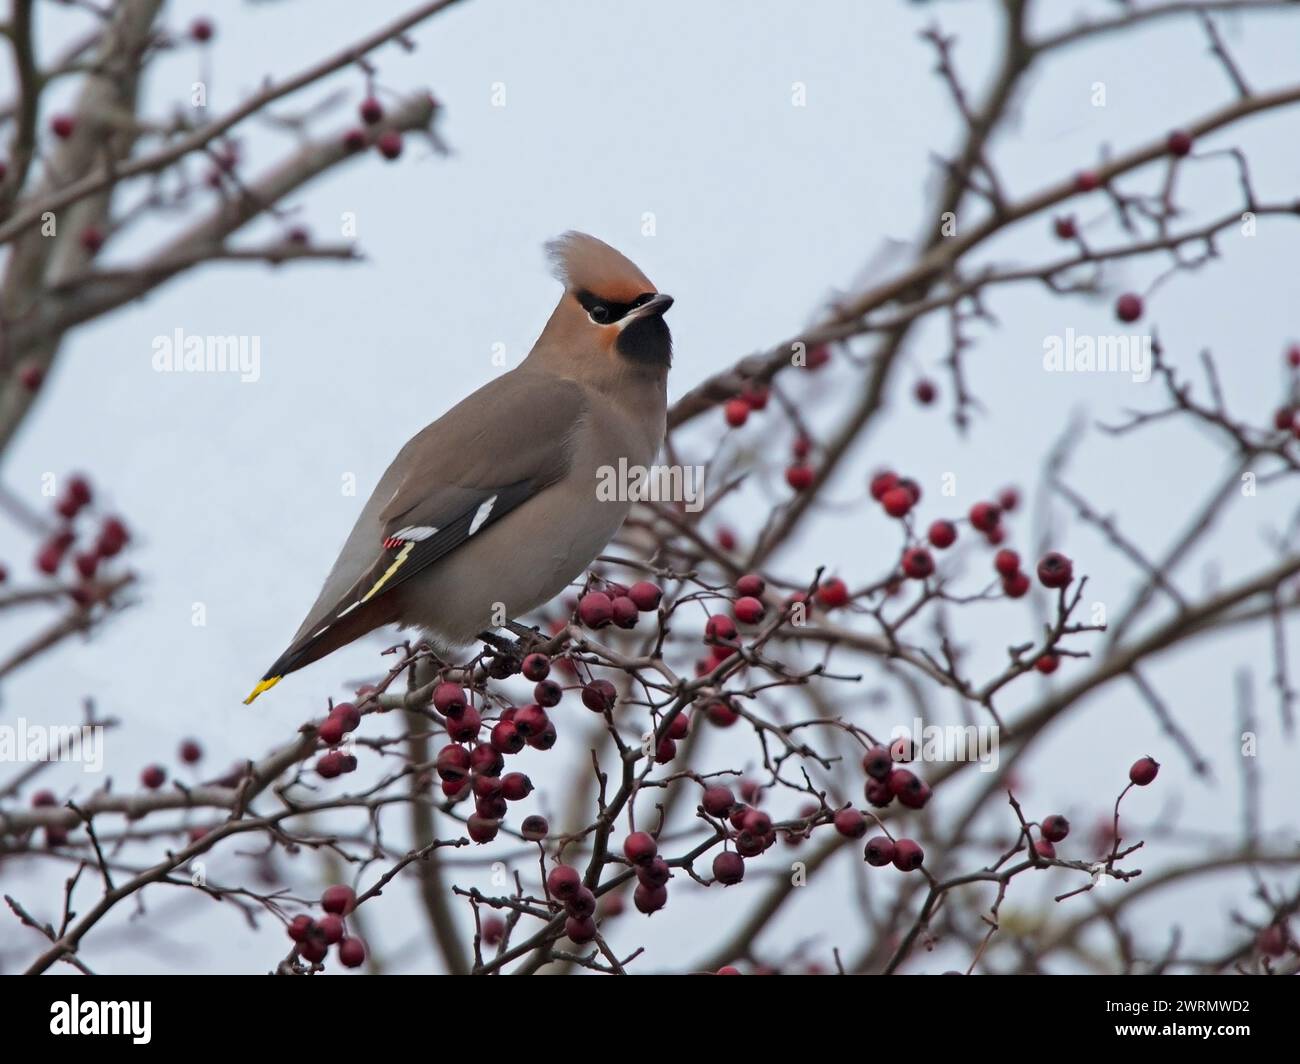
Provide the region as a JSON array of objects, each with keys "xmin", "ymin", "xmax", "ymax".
[{"xmin": 620, "ymin": 292, "xmax": 674, "ymax": 328}]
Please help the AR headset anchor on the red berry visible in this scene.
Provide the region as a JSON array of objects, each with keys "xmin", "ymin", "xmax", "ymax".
[
  {"xmin": 490, "ymin": 720, "xmax": 524, "ymax": 754},
  {"xmin": 791, "ymin": 434, "xmax": 812, "ymax": 460},
  {"xmin": 330, "ymin": 702, "xmax": 361, "ymax": 731},
  {"xmin": 968, "ymin": 502, "xmax": 1000, "ymax": 532},
  {"xmin": 376, "ymin": 130, "xmax": 403, "ymax": 160},
  {"xmin": 288, "ymin": 915, "xmax": 314, "ymax": 943},
  {"xmin": 72, "ymin": 551, "xmax": 98, "ymax": 580},
  {"xmin": 834, "ymin": 807, "xmax": 867, "ymax": 839},
  {"xmin": 36, "ymin": 541, "xmax": 64, "ymax": 575},
  {"xmin": 901, "ymin": 548, "xmax": 933, "ymax": 580},
  {"xmin": 892, "ymin": 838, "xmax": 925, "ymax": 871},
  {"xmin": 1257, "ymin": 924, "xmax": 1288, "ymax": 958},
  {"xmin": 785, "ymin": 464, "xmax": 814, "ymax": 491},
  {"xmin": 815, "ymin": 578, "xmax": 849, "ymax": 609},
  {"xmin": 881, "ymin": 486, "xmax": 914, "ymax": 518},
  {"xmin": 997, "ymin": 486, "xmax": 1020, "ymax": 512},
  {"xmin": 190, "ymin": 17, "xmax": 215, "ymax": 42},
  {"xmin": 32, "ymin": 790, "xmax": 57, "ymax": 807},
  {"xmin": 724, "ymin": 398, "xmax": 750, "ymax": 427},
  {"xmin": 467, "ymin": 814, "xmax": 499, "ymax": 844},
  {"xmin": 359, "ymin": 97, "xmax": 384, "ymax": 125},
  {"xmin": 318, "ymin": 715, "xmax": 346, "ymax": 746},
  {"xmin": 1166, "ymin": 129, "xmax": 1193, "ymax": 157},
  {"xmin": 435, "ymin": 684, "xmax": 470, "ymax": 718},
  {"xmin": 864, "ymin": 836, "xmax": 895, "ymax": 867},
  {"xmin": 317, "ymin": 914, "xmax": 345, "ymax": 944},
  {"xmin": 435, "ymin": 743, "xmax": 471, "ymax": 781},
  {"xmin": 521, "ymin": 814, "xmax": 549, "ymax": 841},
  {"xmin": 1036, "ymin": 551, "xmax": 1074, "ymax": 589},
  {"xmin": 578, "ymin": 591, "xmax": 614, "ymax": 628},
  {"xmin": 19, "ymin": 362, "xmax": 44, "ymax": 391},
  {"xmin": 447, "ymin": 705, "xmax": 482, "ymax": 742},
  {"xmin": 1115, "ymin": 292, "xmax": 1143, "ymax": 323},
  {"xmin": 581, "ymin": 679, "xmax": 617, "ymax": 712},
  {"xmin": 1041, "ymin": 814, "xmax": 1070, "ymax": 842},
  {"xmin": 96, "ymin": 517, "xmax": 129, "ymax": 557},
  {"xmin": 702, "ymin": 785, "xmax": 736, "ymax": 817},
  {"xmin": 914, "ymin": 379, "xmax": 937, "ymax": 405},
  {"xmin": 1034, "ymin": 839, "xmax": 1057, "ymax": 860},
  {"xmin": 715, "ymin": 527, "xmax": 737, "ymax": 551},
  {"xmin": 994, "ymin": 549, "xmax": 1020, "ymax": 578},
  {"xmin": 734, "ymin": 573, "xmax": 765, "ymax": 597},
  {"xmin": 741, "ymin": 384, "xmax": 770, "ymax": 410},
  {"xmin": 338, "ymin": 937, "xmax": 367, "ymax": 968},
  {"xmin": 1129, "ymin": 756, "xmax": 1160, "ymax": 786},
  {"xmin": 141, "ymin": 764, "xmax": 166, "ymax": 789},
  {"xmin": 534, "ymin": 679, "xmax": 562, "ymax": 708},
  {"xmin": 705, "ymin": 697, "xmax": 739, "ymax": 727},
  {"xmin": 500, "ymin": 772, "xmax": 533, "ymax": 801},
  {"xmin": 628, "ymin": 581, "xmax": 662, "ymax": 611},
  {"xmin": 928, "ymin": 520, "xmax": 957, "ymax": 549},
  {"xmin": 705, "ymin": 614, "xmax": 738, "ymax": 643},
  {"xmin": 610, "ymin": 595, "xmax": 639, "ymax": 628},
  {"xmin": 1287, "ymin": 344, "xmax": 1300, "ymax": 369},
  {"xmin": 521, "ymin": 653, "xmax": 551, "ymax": 681},
  {"xmin": 343, "ymin": 127, "xmax": 367, "ymax": 152},
  {"xmin": 635, "ymin": 857, "xmax": 671, "ymax": 889},
  {"xmin": 1034, "ymin": 653, "xmax": 1059, "ymax": 675},
  {"xmin": 1002, "ymin": 571, "xmax": 1030, "ymax": 598},
  {"xmin": 79, "ymin": 226, "xmax": 104, "ymax": 254},
  {"xmin": 712, "ymin": 851, "xmax": 745, "ymax": 885},
  {"xmin": 547, "ymin": 865, "xmax": 582, "ymax": 900},
  {"xmin": 805, "ymin": 343, "xmax": 831, "ymax": 369},
  {"xmin": 473, "ymin": 775, "xmax": 503, "ymax": 802},
  {"xmin": 1053, "ymin": 216, "xmax": 1077, "ymax": 240},
  {"xmin": 869, "ymin": 471, "xmax": 898, "ymax": 501},
  {"xmin": 733, "ymin": 595, "xmax": 765, "ymax": 624},
  {"xmin": 470, "ymin": 744, "xmax": 503, "ymax": 777},
  {"xmin": 623, "ymin": 831, "xmax": 657, "ymax": 865},
  {"xmin": 50, "ymin": 114, "xmax": 76, "ymax": 139},
  {"xmin": 512, "ymin": 703, "xmax": 548, "ymax": 738},
  {"xmin": 633, "ymin": 883, "xmax": 667, "ymax": 914},
  {"xmin": 565, "ymin": 915, "xmax": 598, "ymax": 943},
  {"xmin": 861, "ymin": 746, "xmax": 892, "ymax": 780},
  {"xmin": 1074, "ymin": 169, "xmax": 1100, "ymax": 193}
]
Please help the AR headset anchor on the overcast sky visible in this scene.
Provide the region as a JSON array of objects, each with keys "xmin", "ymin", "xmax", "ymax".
[{"xmin": 2, "ymin": 0, "xmax": 1298, "ymax": 973}]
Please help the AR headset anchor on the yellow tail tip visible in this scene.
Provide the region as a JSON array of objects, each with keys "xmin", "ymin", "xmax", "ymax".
[{"xmin": 244, "ymin": 676, "xmax": 282, "ymax": 705}]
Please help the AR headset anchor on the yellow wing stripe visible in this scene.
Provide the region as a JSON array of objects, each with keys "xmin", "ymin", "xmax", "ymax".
[
  {"xmin": 360, "ymin": 541, "xmax": 415, "ymax": 603},
  {"xmin": 244, "ymin": 675, "xmax": 282, "ymax": 705}
]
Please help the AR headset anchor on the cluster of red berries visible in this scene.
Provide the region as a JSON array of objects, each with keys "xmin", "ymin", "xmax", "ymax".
[
  {"xmin": 315, "ymin": 702, "xmax": 362, "ymax": 778},
  {"xmin": 431, "ymin": 673, "xmax": 563, "ymax": 843},
  {"xmin": 860, "ymin": 741, "xmax": 933, "ymax": 812},
  {"xmin": 1033, "ymin": 813, "xmax": 1071, "ymax": 859},
  {"xmin": 340, "ymin": 96, "xmax": 419, "ymax": 161},
  {"xmin": 577, "ymin": 579, "xmax": 662, "ymax": 630},
  {"xmin": 287, "ymin": 886, "xmax": 366, "ymax": 968},
  {"xmin": 722, "ymin": 381, "xmax": 771, "ymax": 428},
  {"xmin": 30, "ymin": 475, "xmax": 130, "ymax": 601}
]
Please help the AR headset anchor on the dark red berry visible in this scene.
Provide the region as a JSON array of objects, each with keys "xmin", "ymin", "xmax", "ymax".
[
  {"xmin": 834, "ymin": 808, "xmax": 867, "ymax": 839},
  {"xmin": 578, "ymin": 591, "xmax": 613, "ymax": 628},
  {"xmin": 969, "ymin": 502, "xmax": 1000, "ymax": 532},
  {"xmin": 705, "ymin": 614, "xmax": 738, "ymax": 643},
  {"xmin": 338, "ymin": 937, "xmax": 366, "ymax": 968},
  {"xmin": 892, "ymin": 838, "xmax": 925, "ymax": 871},
  {"xmin": 712, "ymin": 851, "xmax": 745, "ymax": 885},
  {"xmin": 1129, "ymin": 756, "xmax": 1160, "ymax": 786},
  {"xmin": 864, "ymin": 836, "xmax": 895, "ymax": 867},
  {"xmin": 1115, "ymin": 292, "xmax": 1143, "ymax": 323},
  {"xmin": 623, "ymin": 831, "xmax": 657, "ymax": 865},
  {"xmin": 1036, "ymin": 551, "xmax": 1074, "ymax": 589},
  {"xmin": 500, "ymin": 772, "xmax": 533, "ymax": 801},
  {"xmin": 467, "ymin": 814, "xmax": 499, "ymax": 844},
  {"xmin": 633, "ymin": 883, "xmax": 667, "ymax": 914},
  {"xmin": 785, "ymin": 464, "xmax": 814, "ymax": 491},
  {"xmin": 288, "ymin": 914, "xmax": 314, "ymax": 942},
  {"xmin": 628, "ymin": 581, "xmax": 662, "ymax": 611},
  {"xmin": 902, "ymin": 548, "xmax": 933, "ymax": 580},
  {"xmin": 1003, "ymin": 571, "xmax": 1030, "ymax": 598},
  {"xmin": 994, "ymin": 549, "xmax": 1020, "ymax": 578},
  {"xmin": 1166, "ymin": 130, "xmax": 1193, "ymax": 157},
  {"xmin": 376, "ymin": 130, "xmax": 402, "ymax": 160},
  {"xmin": 702, "ymin": 785, "xmax": 736, "ymax": 818},
  {"xmin": 359, "ymin": 97, "xmax": 384, "ymax": 125},
  {"xmin": 581, "ymin": 679, "xmax": 617, "ymax": 712},
  {"xmin": 565, "ymin": 915, "xmax": 598, "ymax": 943},
  {"xmin": 928, "ymin": 520, "xmax": 957, "ymax": 549},
  {"xmin": 190, "ymin": 17, "xmax": 215, "ymax": 42},
  {"xmin": 300, "ymin": 938, "xmax": 328, "ymax": 964},
  {"xmin": 733, "ymin": 596, "xmax": 765, "ymax": 624},
  {"xmin": 435, "ymin": 743, "xmax": 471, "ymax": 781},
  {"xmin": 1034, "ymin": 839, "xmax": 1056, "ymax": 860},
  {"xmin": 141, "ymin": 764, "xmax": 166, "ymax": 789},
  {"xmin": 1041, "ymin": 814, "xmax": 1070, "ymax": 842},
  {"xmin": 512, "ymin": 704, "xmax": 548, "ymax": 738},
  {"xmin": 521, "ymin": 653, "xmax": 551, "ymax": 681},
  {"xmin": 1053, "ymin": 216, "xmax": 1077, "ymax": 240},
  {"xmin": 521, "ymin": 815, "xmax": 549, "ymax": 841},
  {"xmin": 490, "ymin": 720, "xmax": 524, "ymax": 755},
  {"xmin": 881, "ymin": 486, "xmax": 914, "ymax": 518}
]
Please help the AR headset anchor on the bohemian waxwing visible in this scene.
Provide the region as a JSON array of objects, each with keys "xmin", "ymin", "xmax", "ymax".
[{"xmin": 245, "ymin": 232, "xmax": 672, "ymax": 702}]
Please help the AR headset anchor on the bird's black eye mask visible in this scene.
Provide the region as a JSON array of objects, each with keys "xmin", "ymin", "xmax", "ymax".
[{"xmin": 576, "ymin": 289, "xmax": 656, "ymax": 325}]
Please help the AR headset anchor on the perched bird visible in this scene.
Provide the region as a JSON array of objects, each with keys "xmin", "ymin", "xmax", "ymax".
[{"xmin": 245, "ymin": 232, "xmax": 673, "ymax": 703}]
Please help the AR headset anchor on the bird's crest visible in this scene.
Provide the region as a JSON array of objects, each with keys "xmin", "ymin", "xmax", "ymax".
[{"xmin": 545, "ymin": 231, "xmax": 654, "ymax": 304}]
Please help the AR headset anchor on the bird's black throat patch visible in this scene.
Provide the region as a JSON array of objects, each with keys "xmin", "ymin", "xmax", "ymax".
[{"xmin": 616, "ymin": 315, "xmax": 672, "ymax": 366}]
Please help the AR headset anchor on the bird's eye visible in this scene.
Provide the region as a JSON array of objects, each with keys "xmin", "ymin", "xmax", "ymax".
[{"xmin": 589, "ymin": 305, "xmax": 610, "ymax": 324}]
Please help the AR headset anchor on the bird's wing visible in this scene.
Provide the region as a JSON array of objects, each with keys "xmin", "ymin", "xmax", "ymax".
[{"xmin": 245, "ymin": 372, "xmax": 587, "ymax": 702}]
